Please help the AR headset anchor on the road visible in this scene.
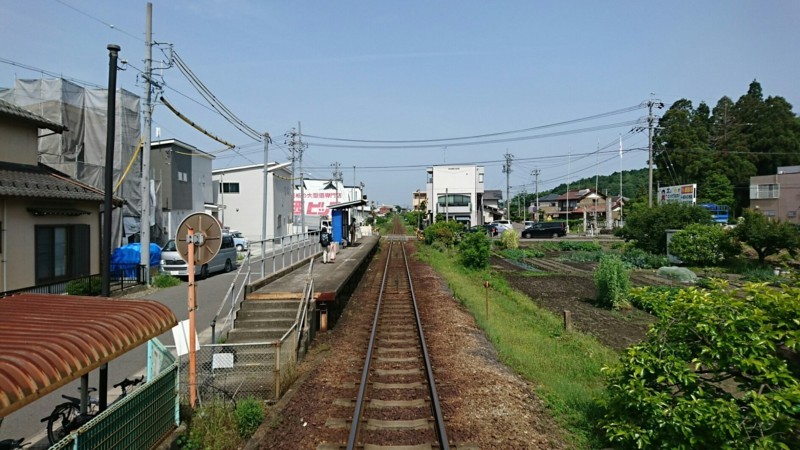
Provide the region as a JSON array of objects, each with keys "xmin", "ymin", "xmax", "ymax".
[{"xmin": 0, "ymin": 252, "xmax": 291, "ymax": 448}]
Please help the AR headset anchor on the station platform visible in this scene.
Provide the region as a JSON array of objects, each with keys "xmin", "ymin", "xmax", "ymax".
[{"xmin": 245, "ymin": 235, "xmax": 379, "ymax": 303}]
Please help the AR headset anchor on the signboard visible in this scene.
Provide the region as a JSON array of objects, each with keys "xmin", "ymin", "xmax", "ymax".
[
  {"xmin": 658, "ymin": 184, "xmax": 697, "ymax": 205},
  {"xmin": 293, "ymin": 190, "xmax": 344, "ymax": 218}
]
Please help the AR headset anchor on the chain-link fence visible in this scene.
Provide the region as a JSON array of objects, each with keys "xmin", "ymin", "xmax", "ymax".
[{"xmin": 172, "ymin": 328, "xmax": 301, "ymax": 405}]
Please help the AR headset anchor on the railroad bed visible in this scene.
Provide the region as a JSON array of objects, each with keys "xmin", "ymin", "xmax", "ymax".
[{"xmin": 318, "ymin": 238, "xmax": 451, "ymax": 450}]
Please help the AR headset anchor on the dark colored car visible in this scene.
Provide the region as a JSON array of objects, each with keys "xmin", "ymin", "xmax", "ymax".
[
  {"xmin": 468, "ymin": 224, "xmax": 499, "ymax": 236},
  {"xmin": 521, "ymin": 221, "xmax": 566, "ymax": 239}
]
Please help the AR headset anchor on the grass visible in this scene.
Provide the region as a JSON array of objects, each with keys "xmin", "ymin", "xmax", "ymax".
[{"xmin": 417, "ymin": 246, "xmax": 618, "ymax": 447}]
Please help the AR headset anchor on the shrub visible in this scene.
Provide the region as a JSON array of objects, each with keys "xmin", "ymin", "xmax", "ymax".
[
  {"xmin": 183, "ymin": 402, "xmax": 239, "ymax": 450},
  {"xmin": 593, "ymin": 255, "xmax": 631, "ymax": 309},
  {"xmin": 423, "ymin": 220, "xmax": 463, "ymax": 248},
  {"xmin": 66, "ymin": 277, "xmax": 101, "ymax": 296},
  {"xmin": 668, "ymin": 223, "xmax": 740, "ymax": 266},
  {"xmin": 615, "ymin": 201, "xmax": 713, "ymax": 254},
  {"xmin": 459, "ymin": 230, "xmax": 491, "ymax": 269},
  {"xmin": 619, "ymin": 247, "xmax": 668, "ymax": 269},
  {"xmin": 152, "ymin": 274, "xmax": 181, "ymax": 288},
  {"xmin": 600, "ymin": 283, "xmax": 800, "ymax": 449},
  {"xmin": 235, "ymin": 397, "xmax": 264, "ymax": 438},
  {"xmin": 626, "ymin": 286, "xmax": 682, "ymax": 317},
  {"xmin": 496, "ymin": 229, "xmax": 519, "ymax": 250}
]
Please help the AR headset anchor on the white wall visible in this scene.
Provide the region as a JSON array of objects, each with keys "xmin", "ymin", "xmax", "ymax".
[
  {"xmin": 426, "ymin": 165, "xmax": 484, "ymax": 226},
  {"xmin": 213, "ymin": 164, "xmax": 293, "ymax": 241}
]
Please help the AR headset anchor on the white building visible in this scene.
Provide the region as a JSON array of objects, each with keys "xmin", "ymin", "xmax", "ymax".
[
  {"xmin": 212, "ymin": 162, "xmax": 293, "ymax": 241},
  {"xmin": 426, "ymin": 165, "xmax": 485, "ymax": 226},
  {"xmin": 294, "ymin": 179, "xmax": 366, "ymax": 230}
]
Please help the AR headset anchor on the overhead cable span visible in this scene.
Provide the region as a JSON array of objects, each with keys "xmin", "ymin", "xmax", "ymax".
[
  {"xmin": 160, "ymin": 96, "xmax": 235, "ymax": 148},
  {"xmin": 303, "ymin": 104, "xmax": 645, "ymax": 143},
  {"xmin": 304, "ymin": 120, "xmax": 640, "ymax": 150}
]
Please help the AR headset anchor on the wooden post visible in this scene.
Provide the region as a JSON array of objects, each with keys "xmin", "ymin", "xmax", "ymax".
[
  {"xmin": 484, "ymin": 281, "xmax": 490, "ymax": 320},
  {"xmin": 563, "ymin": 310, "xmax": 572, "ymax": 331},
  {"xmin": 275, "ymin": 340, "xmax": 282, "ymax": 398}
]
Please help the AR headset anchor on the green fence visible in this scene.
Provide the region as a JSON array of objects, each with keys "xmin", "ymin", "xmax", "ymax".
[{"xmin": 50, "ymin": 351, "xmax": 178, "ymax": 449}]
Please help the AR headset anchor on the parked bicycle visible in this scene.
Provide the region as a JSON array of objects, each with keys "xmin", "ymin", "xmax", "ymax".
[
  {"xmin": 41, "ymin": 375, "xmax": 144, "ymax": 445},
  {"xmin": 0, "ymin": 437, "xmax": 29, "ymax": 450}
]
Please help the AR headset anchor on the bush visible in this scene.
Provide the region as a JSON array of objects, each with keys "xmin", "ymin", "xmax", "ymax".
[
  {"xmin": 459, "ymin": 230, "xmax": 491, "ymax": 269},
  {"xmin": 182, "ymin": 402, "xmax": 239, "ymax": 450},
  {"xmin": 601, "ymin": 283, "xmax": 800, "ymax": 449},
  {"xmin": 668, "ymin": 223, "xmax": 740, "ymax": 266},
  {"xmin": 235, "ymin": 397, "xmax": 264, "ymax": 438},
  {"xmin": 496, "ymin": 229, "xmax": 519, "ymax": 250},
  {"xmin": 615, "ymin": 201, "xmax": 713, "ymax": 254},
  {"xmin": 152, "ymin": 274, "xmax": 181, "ymax": 288},
  {"xmin": 593, "ymin": 255, "xmax": 631, "ymax": 309},
  {"xmin": 423, "ymin": 220, "xmax": 463, "ymax": 248},
  {"xmin": 627, "ymin": 286, "xmax": 682, "ymax": 317},
  {"xmin": 66, "ymin": 277, "xmax": 101, "ymax": 296},
  {"xmin": 619, "ymin": 247, "xmax": 668, "ymax": 269}
]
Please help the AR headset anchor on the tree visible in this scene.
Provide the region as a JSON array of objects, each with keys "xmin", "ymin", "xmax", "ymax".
[
  {"xmin": 734, "ymin": 208, "xmax": 799, "ymax": 263},
  {"xmin": 459, "ymin": 230, "xmax": 491, "ymax": 269},
  {"xmin": 601, "ymin": 282, "xmax": 800, "ymax": 449},
  {"xmin": 698, "ymin": 173, "xmax": 734, "ymax": 208},
  {"xmin": 615, "ymin": 202, "xmax": 713, "ymax": 254}
]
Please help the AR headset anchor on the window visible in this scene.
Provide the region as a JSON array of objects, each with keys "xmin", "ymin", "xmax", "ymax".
[
  {"xmin": 438, "ymin": 194, "xmax": 471, "ymax": 207},
  {"xmin": 178, "ymin": 171, "xmax": 188, "ymax": 182},
  {"xmin": 787, "ymin": 211, "xmax": 797, "ymax": 219},
  {"xmin": 35, "ymin": 224, "xmax": 90, "ymax": 284},
  {"xmin": 221, "ymin": 182, "xmax": 240, "ymax": 193},
  {"xmin": 750, "ymin": 184, "xmax": 779, "ymax": 199}
]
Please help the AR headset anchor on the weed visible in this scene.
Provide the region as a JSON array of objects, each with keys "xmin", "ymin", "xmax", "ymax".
[
  {"xmin": 235, "ymin": 397, "xmax": 265, "ymax": 438},
  {"xmin": 152, "ymin": 273, "xmax": 181, "ymax": 288}
]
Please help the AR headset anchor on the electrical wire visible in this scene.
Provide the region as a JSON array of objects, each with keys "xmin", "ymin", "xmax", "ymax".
[
  {"xmin": 160, "ymin": 95, "xmax": 236, "ymax": 148},
  {"xmin": 304, "ymin": 104, "xmax": 646, "ymax": 144},
  {"xmin": 54, "ymin": 0, "xmax": 142, "ymax": 42}
]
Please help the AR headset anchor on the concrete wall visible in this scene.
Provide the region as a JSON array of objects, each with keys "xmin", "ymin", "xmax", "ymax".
[{"xmin": 750, "ymin": 173, "xmax": 800, "ymax": 224}]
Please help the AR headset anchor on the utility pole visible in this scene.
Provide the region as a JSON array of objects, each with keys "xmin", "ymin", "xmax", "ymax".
[
  {"xmin": 502, "ymin": 151, "xmax": 513, "ymax": 219},
  {"xmin": 532, "ymin": 169, "xmax": 540, "ymax": 221},
  {"xmin": 261, "ymin": 132, "xmax": 270, "ymax": 247},
  {"xmin": 298, "ymin": 122, "xmax": 307, "ymax": 232},
  {"xmin": 285, "ymin": 128, "xmax": 297, "ymax": 229},
  {"xmin": 647, "ymin": 96, "xmax": 664, "ymax": 207},
  {"xmin": 140, "ymin": 3, "xmax": 152, "ymax": 286}
]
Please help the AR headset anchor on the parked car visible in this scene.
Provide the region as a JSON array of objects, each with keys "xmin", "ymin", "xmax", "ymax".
[
  {"xmin": 160, "ymin": 234, "xmax": 238, "ymax": 278},
  {"xmin": 521, "ymin": 221, "xmax": 567, "ymax": 239},
  {"xmin": 468, "ymin": 224, "xmax": 498, "ymax": 236},
  {"xmin": 490, "ymin": 220, "xmax": 513, "ymax": 233},
  {"xmin": 229, "ymin": 230, "xmax": 249, "ymax": 251}
]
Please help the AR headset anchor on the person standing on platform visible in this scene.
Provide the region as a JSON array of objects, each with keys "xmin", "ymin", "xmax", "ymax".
[
  {"xmin": 320, "ymin": 226, "xmax": 331, "ymax": 263},
  {"xmin": 349, "ymin": 218, "xmax": 357, "ymax": 245}
]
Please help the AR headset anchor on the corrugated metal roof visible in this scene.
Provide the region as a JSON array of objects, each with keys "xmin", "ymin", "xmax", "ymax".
[
  {"xmin": 0, "ymin": 98, "xmax": 67, "ymax": 133},
  {"xmin": 0, "ymin": 294, "xmax": 177, "ymax": 417}
]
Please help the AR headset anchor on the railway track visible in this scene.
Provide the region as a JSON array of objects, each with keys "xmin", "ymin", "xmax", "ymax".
[{"xmin": 319, "ymin": 234, "xmax": 451, "ymax": 449}]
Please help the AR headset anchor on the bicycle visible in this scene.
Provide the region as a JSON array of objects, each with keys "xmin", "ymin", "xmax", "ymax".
[
  {"xmin": 41, "ymin": 375, "xmax": 144, "ymax": 445},
  {"xmin": 0, "ymin": 437, "xmax": 29, "ymax": 450}
]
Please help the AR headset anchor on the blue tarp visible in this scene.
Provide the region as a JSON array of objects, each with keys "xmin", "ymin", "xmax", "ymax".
[{"xmin": 111, "ymin": 243, "xmax": 161, "ymax": 278}]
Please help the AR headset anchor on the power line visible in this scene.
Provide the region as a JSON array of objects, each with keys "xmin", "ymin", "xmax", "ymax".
[
  {"xmin": 303, "ymin": 104, "xmax": 646, "ymax": 143},
  {"xmin": 304, "ymin": 120, "xmax": 641, "ymax": 149},
  {"xmin": 54, "ymin": 0, "xmax": 142, "ymax": 42}
]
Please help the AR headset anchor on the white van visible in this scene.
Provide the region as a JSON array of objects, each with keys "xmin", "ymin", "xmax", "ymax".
[{"xmin": 160, "ymin": 234, "xmax": 238, "ymax": 278}]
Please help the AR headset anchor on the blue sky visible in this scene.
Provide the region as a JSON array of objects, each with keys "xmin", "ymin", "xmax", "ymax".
[{"xmin": 1, "ymin": 1, "xmax": 798, "ymax": 206}]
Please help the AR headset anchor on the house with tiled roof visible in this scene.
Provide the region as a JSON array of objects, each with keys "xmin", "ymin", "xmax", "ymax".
[{"xmin": 0, "ymin": 98, "xmax": 120, "ymax": 292}]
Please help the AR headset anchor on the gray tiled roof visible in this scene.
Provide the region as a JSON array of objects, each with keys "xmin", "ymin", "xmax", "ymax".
[
  {"xmin": 0, "ymin": 98, "xmax": 67, "ymax": 133},
  {"xmin": 0, "ymin": 162, "xmax": 115, "ymax": 203}
]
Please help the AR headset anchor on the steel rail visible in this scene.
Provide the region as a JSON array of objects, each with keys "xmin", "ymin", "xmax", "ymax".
[
  {"xmin": 346, "ymin": 240, "xmax": 394, "ymax": 449},
  {"xmin": 401, "ymin": 241, "xmax": 450, "ymax": 449}
]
